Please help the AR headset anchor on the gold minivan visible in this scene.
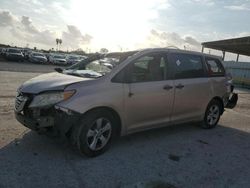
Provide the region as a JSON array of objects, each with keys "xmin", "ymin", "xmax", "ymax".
[{"xmin": 15, "ymin": 48, "xmax": 238, "ymax": 157}]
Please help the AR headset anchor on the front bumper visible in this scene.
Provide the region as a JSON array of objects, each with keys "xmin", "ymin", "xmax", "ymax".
[{"xmin": 15, "ymin": 107, "xmax": 81, "ymax": 135}]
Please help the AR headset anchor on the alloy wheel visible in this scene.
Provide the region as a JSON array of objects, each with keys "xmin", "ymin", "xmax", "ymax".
[
  {"xmin": 86, "ymin": 118, "xmax": 112, "ymax": 151},
  {"xmin": 207, "ymin": 105, "xmax": 220, "ymax": 126}
]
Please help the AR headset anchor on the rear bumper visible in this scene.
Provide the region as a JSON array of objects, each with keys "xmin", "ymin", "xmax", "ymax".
[{"xmin": 225, "ymin": 93, "xmax": 238, "ymax": 109}]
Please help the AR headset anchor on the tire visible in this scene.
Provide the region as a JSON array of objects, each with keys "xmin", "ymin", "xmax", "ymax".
[
  {"xmin": 75, "ymin": 110, "xmax": 116, "ymax": 157},
  {"xmin": 202, "ymin": 99, "xmax": 222, "ymax": 129}
]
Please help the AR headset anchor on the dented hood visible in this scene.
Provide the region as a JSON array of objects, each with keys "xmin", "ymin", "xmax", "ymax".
[{"xmin": 19, "ymin": 72, "xmax": 92, "ymax": 94}]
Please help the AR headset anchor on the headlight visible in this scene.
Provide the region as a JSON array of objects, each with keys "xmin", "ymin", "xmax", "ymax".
[{"xmin": 29, "ymin": 90, "xmax": 75, "ymax": 108}]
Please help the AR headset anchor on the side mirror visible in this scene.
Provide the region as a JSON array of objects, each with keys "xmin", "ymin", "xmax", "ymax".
[{"xmin": 54, "ymin": 67, "xmax": 63, "ymax": 73}]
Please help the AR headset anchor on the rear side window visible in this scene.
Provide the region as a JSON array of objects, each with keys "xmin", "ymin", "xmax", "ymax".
[
  {"xmin": 170, "ymin": 53, "xmax": 205, "ymax": 79},
  {"xmin": 205, "ymin": 57, "xmax": 225, "ymax": 76}
]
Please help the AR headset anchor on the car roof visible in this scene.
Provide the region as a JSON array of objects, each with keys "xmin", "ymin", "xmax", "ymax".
[
  {"xmin": 32, "ymin": 52, "xmax": 43, "ymax": 54},
  {"xmin": 8, "ymin": 48, "xmax": 21, "ymax": 50},
  {"xmin": 137, "ymin": 48, "xmax": 221, "ymax": 60}
]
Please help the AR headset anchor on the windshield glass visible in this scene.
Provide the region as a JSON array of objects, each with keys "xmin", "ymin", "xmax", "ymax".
[
  {"xmin": 33, "ymin": 53, "xmax": 44, "ymax": 57},
  {"xmin": 54, "ymin": 55, "xmax": 65, "ymax": 59},
  {"xmin": 8, "ymin": 49, "xmax": 21, "ymax": 53},
  {"xmin": 67, "ymin": 56, "xmax": 79, "ymax": 60},
  {"xmin": 62, "ymin": 51, "xmax": 138, "ymax": 78},
  {"xmin": 85, "ymin": 59, "xmax": 112, "ymax": 73}
]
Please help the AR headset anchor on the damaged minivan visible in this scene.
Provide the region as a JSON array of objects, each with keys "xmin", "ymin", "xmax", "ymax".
[{"xmin": 15, "ymin": 48, "xmax": 238, "ymax": 157}]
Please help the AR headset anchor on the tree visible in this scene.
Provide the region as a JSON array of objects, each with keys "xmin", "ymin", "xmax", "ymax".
[
  {"xmin": 56, "ymin": 38, "xmax": 59, "ymax": 51},
  {"xmin": 100, "ymin": 48, "xmax": 109, "ymax": 54}
]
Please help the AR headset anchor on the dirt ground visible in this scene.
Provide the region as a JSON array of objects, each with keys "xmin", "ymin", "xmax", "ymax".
[{"xmin": 0, "ymin": 61, "xmax": 250, "ymax": 188}]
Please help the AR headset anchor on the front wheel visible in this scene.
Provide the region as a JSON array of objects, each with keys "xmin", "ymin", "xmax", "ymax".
[
  {"xmin": 202, "ymin": 100, "xmax": 222, "ymax": 129},
  {"xmin": 76, "ymin": 110, "xmax": 116, "ymax": 157}
]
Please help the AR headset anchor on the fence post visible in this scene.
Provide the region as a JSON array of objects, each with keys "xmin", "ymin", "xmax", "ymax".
[{"xmin": 236, "ymin": 54, "xmax": 239, "ymax": 63}]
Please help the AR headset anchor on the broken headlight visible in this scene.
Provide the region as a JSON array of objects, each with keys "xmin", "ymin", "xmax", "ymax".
[{"xmin": 29, "ymin": 90, "xmax": 75, "ymax": 108}]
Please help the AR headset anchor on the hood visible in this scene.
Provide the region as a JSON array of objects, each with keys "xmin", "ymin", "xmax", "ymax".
[{"xmin": 19, "ymin": 72, "xmax": 92, "ymax": 94}]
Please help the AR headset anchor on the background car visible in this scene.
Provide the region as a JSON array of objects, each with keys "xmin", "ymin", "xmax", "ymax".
[
  {"xmin": 22, "ymin": 49, "xmax": 32, "ymax": 60},
  {"xmin": 5, "ymin": 48, "xmax": 24, "ymax": 62},
  {"xmin": 29, "ymin": 52, "xmax": 47, "ymax": 64},
  {"xmin": 0, "ymin": 48, "xmax": 6, "ymax": 57},
  {"xmin": 49, "ymin": 54, "xmax": 67, "ymax": 65},
  {"xmin": 66, "ymin": 55, "xmax": 82, "ymax": 65}
]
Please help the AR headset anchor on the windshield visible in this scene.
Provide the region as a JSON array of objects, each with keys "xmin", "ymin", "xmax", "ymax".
[
  {"xmin": 67, "ymin": 56, "xmax": 79, "ymax": 60},
  {"xmin": 85, "ymin": 59, "xmax": 112, "ymax": 73},
  {"xmin": 8, "ymin": 49, "xmax": 21, "ymax": 53},
  {"xmin": 33, "ymin": 53, "xmax": 44, "ymax": 57},
  {"xmin": 62, "ymin": 51, "xmax": 138, "ymax": 78},
  {"xmin": 54, "ymin": 55, "xmax": 65, "ymax": 59}
]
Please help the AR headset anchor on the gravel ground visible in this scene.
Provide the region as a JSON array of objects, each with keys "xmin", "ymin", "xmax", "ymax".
[{"xmin": 0, "ymin": 61, "xmax": 250, "ymax": 188}]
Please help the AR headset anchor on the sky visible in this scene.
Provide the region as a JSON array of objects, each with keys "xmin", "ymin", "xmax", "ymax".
[{"xmin": 0, "ymin": 0, "xmax": 250, "ymax": 60}]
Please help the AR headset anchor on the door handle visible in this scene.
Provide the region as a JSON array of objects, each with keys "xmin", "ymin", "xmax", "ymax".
[
  {"xmin": 175, "ymin": 84, "xmax": 184, "ymax": 89},
  {"xmin": 163, "ymin": 85, "xmax": 173, "ymax": 90}
]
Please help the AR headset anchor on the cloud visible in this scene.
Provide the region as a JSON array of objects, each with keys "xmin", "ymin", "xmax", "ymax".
[
  {"xmin": 188, "ymin": 0, "xmax": 214, "ymax": 6},
  {"xmin": 0, "ymin": 10, "xmax": 17, "ymax": 27},
  {"xmin": 62, "ymin": 25, "xmax": 92, "ymax": 49},
  {"xmin": 138, "ymin": 29, "xmax": 201, "ymax": 50},
  {"xmin": 21, "ymin": 16, "xmax": 39, "ymax": 34},
  {"xmin": 225, "ymin": 4, "xmax": 250, "ymax": 11},
  {"xmin": 184, "ymin": 36, "xmax": 200, "ymax": 46},
  {"xmin": 0, "ymin": 9, "xmax": 92, "ymax": 49}
]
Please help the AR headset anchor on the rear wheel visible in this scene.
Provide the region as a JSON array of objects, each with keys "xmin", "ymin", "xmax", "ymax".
[
  {"xmin": 76, "ymin": 110, "xmax": 116, "ymax": 157},
  {"xmin": 202, "ymin": 99, "xmax": 222, "ymax": 129}
]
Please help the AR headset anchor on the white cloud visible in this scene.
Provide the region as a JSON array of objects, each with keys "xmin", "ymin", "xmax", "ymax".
[
  {"xmin": 21, "ymin": 16, "xmax": 39, "ymax": 34},
  {"xmin": 0, "ymin": 9, "xmax": 92, "ymax": 50},
  {"xmin": 136, "ymin": 29, "xmax": 201, "ymax": 51},
  {"xmin": 188, "ymin": 0, "xmax": 215, "ymax": 6},
  {"xmin": 66, "ymin": 0, "xmax": 172, "ymax": 50},
  {"xmin": 0, "ymin": 10, "xmax": 18, "ymax": 27},
  {"xmin": 225, "ymin": 4, "xmax": 250, "ymax": 11},
  {"xmin": 62, "ymin": 25, "xmax": 92, "ymax": 50}
]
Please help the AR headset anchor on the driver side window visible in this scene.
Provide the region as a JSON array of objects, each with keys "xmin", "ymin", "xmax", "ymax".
[{"xmin": 129, "ymin": 53, "xmax": 167, "ymax": 83}]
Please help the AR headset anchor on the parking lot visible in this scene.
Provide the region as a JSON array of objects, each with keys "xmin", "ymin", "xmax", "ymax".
[{"xmin": 0, "ymin": 60, "xmax": 250, "ymax": 188}]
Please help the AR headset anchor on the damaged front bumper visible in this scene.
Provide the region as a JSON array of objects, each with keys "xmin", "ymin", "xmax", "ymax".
[{"xmin": 15, "ymin": 105, "xmax": 81, "ymax": 136}]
